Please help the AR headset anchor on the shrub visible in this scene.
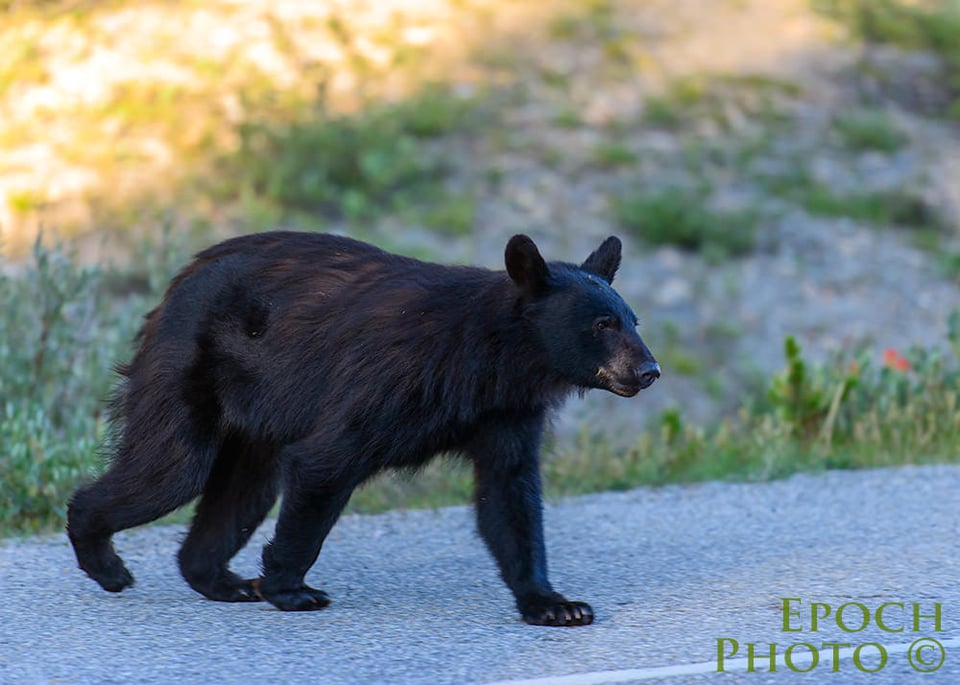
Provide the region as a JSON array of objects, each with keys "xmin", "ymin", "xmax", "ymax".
[
  {"xmin": 228, "ymin": 84, "xmax": 472, "ymax": 222},
  {"xmin": 832, "ymin": 108, "xmax": 908, "ymax": 152},
  {"xmin": 0, "ymin": 237, "xmax": 144, "ymax": 532},
  {"xmin": 613, "ymin": 187, "xmax": 759, "ymax": 260}
]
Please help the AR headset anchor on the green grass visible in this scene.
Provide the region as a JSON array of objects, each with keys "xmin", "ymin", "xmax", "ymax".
[
  {"xmin": 551, "ymin": 330, "xmax": 960, "ymax": 488},
  {"xmin": 6, "ymin": 188, "xmax": 46, "ymax": 214},
  {"xmin": 653, "ymin": 321, "xmax": 706, "ymax": 377},
  {"xmin": 759, "ymin": 167, "xmax": 939, "ymax": 227},
  {"xmin": 349, "ymin": 460, "xmax": 474, "ymax": 514},
  {"xmin": 814, "ymin": 0, "xmax": 960, "ymax": 115},
  {"xmin": 910, "ymin": 229, "xmax": 960, "ymax": 280},
  {"xmin": 591, "ymin": 141, "xmax": 639, "ymax": 169},
  {"xmin": 832, "ymin": 108, "xmax": 908, "ymax": 152},
  {"xmin": 937, "ymin": 250, "xmax": 960, "ymax": 280},
  {"xmin": 416, "ymin": 192, "xmax": 476, "ymax": 236},
  {"xmin": 0, "ymin": 38, "xmax": 47, "ymax": 98},
  {"xmin": 644, "ymin": 77, "xmax": 711, "ymax": 129},
  {"xmin": 814, "ymin": 0, "xmax": 960, "ymax": 55},
  {"xmin": 659, "ymin": 350, "xmax": 703, "ymax": 376},
  {"xmin": 546, "ymin": 0, "xmax": 632, "ymax": 66},
  {"xmin": 356, "ymin": 329, "xmax": 960, "ymax": 506},
  {"xmin": 0, "ymin": 5, "xmax": 491, "ymax": 245},
  {"xmin": 613, "ymin": 186, "xmax": 760, "ymax": 260},
  {"xmin": 0, "ymin": 237, "xmax": 149, "ymax": 533},
  {"xmin": 223, "ymin": 83, "xmax": 475, "ymax": 223},
  {"xmin": 551, "ymin": 107, "xmax": 583, "ymax": 129},
  {"xmin": 799, "ymin": 187, "xmax": 932, "ymax": 225},
  {"xmin": 644, "ymin": 74, "xmax": 800, "ymax": 130}
]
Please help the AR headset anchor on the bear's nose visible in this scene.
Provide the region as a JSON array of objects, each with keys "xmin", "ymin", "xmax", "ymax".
[{"xmin": 637, "ymin": 361, "xmax": 661, "ymax": 389}]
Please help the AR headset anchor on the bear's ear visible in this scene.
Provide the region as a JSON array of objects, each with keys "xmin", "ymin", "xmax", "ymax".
[
  {"xmin": 581, "ymin": 236, "xmax": 621, "ymax": 284},
  {"xmin": 505, "ymin": 234, "xmax": 549, "ymax": 294}
]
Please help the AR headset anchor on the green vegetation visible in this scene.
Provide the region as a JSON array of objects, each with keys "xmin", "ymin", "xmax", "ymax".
[
  {"xmin": 546, "ymin": 330, "xmax": 960, "ymax": 488},
  {"xmin": 546, "ymin": 0, "xmax": 633, "ymax": 66},
  {"xmin": 350, "ymin": 328, "xmax": 960, "ymax": 510},
  {"xmin": 0, "ymin": 238, "xmax": 143, "ymax": 533},
  {"xmin": 654, "ymin": 321, "xmax": 705, "ymax": 377},
  {"xmin": 832, "ymin": 108, "xmax": 908, "ymax": 152},
  {"xmin": 551, "ymin": 107, "xmax": 583, "ymax": 129},
  {"xmin": 759, "ymin": 167, "xmax": 939, "ymax": 228},
  {"xmin": 644, "ymin": 78, "xmax": 713, "ymax": 129},
  {"xmin": 0, "ymin": 4, "xmax": 488, "ymax": 247},
  {"xmin": 417, "ymin": 192, "xmax": 476, "ymax": 236},
  {"xmin": 224, "ymin": 83, "xmax": 474, "ymax": 223},
  {"xmin": 814, "ymin": 0, "xmax": 960, "ymax": 115},
  {"xmin": 797, "ymin": 186, "xmax": 932, "ymax": 226},
  {"xmin": 912, "ymin": 229, "xmax": 960, "ymax": 281},
  {"xmin": 937, "ymin": 249, "xmax": 960, "ymax": 280},
  {"xmin": 591, "ymin": 141, "xmax": 639, "ymax": 169},
  {"xmin": 644, "ymin": 74, "xmax": 800, "ymax": 130},
  {"xmin": 613, "ymin": 186, "xmax": 760, "ymax": 261},
  {"xmin": 814, "ymin": 0, "xmax": 960, "ymax": 55}
]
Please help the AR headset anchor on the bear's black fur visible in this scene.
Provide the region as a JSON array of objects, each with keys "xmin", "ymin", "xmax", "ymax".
[{"xmin": 67, "ymin": 231, "xmax": 659, "ymax": 627}]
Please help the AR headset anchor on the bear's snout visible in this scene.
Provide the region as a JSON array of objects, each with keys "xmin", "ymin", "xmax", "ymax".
[
  {"xmin": 636, "ymin": 360, "xmax": 661, "ymax": 389},
  {"xmin": 596, "ymin": 335, "xmax": 660, "ymax": 397}
]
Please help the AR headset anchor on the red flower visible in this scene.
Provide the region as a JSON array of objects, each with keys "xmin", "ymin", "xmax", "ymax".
[{"xmin": 883, "ymin": 348, "xmax": 910, "ymax": 372}]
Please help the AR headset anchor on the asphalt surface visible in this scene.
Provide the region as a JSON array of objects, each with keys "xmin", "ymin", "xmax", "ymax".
[{"xmin": 1, "ymin": 465, "xmax": 959, "ymax": 685}]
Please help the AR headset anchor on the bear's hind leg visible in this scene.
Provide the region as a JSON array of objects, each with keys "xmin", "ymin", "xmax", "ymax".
[
  {"xmin": 67, "ymin": 438, "xmax": 216, "ymax": 593},
  {"xmin": 257, "ymin": 444, "xmax": 358, "ymax": 611},
  {"xmin": 257, "ymin": 484, "xmax": 352, "ymax": 611},
  {"xmin": 177, "ymin": 435, "xmax": 280, "ymax": 602}
]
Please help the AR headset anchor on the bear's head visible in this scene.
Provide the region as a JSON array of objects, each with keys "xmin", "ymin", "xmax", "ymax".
[{"xmin": 505, "ymin": 234, "xmax": 660, "ymax": 397}]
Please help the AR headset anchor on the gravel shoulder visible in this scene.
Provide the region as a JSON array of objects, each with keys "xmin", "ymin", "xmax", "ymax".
[{"xmin": 2, "ymin": 464, "xmax": 959, "ymax": 684}]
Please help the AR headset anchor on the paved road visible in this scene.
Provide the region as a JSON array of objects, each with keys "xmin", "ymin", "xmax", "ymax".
[{"xmin": 1, "ymin": 465, "xmax": 959, "ymax": 684}]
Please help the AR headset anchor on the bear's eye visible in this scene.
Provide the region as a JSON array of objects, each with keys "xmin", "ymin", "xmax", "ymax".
[{"xmin": 594, "ymin": 316, "xmax": 617, "ymax": 332}]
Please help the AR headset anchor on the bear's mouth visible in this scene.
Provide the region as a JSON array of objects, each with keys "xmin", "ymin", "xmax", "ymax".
[{"xmin": 596, "ymin": 368, "xmax": 641, "ymax": 397}]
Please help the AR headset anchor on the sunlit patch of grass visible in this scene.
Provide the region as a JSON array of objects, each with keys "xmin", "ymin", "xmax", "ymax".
[
  {"xmin": 547, "ymin": 0, "xmax": 621, "ymax": 44},
  {"xmin": 223, "ymin": 83, "xmax": 476, "ymax": 223},
  {"xmin": 0, "ymin": 38, "xmax": 48, "ymax": 97},
  {"xmin": 644, "ymin": 73, "xmax": 801, "ymax": 130},
  {"xmin": 0, "ymin": 0, "xmax": 501, "ymax": 248},
  {"xmin": 7, "ymin": 188, "xmax": 47, "ymax": 214},
  {"xmin": 813, "ymin": 0, "xmax": 960, "ymax": 55}
]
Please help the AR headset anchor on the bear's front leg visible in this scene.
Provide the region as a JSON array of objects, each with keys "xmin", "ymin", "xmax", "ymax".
[
  {"xmin": 517, "ymin": 593, "xmax": 594, "ymax": 627},
  {"xmin": 470, "ymin": 416, "xmax": 594, "ymax": 627}
]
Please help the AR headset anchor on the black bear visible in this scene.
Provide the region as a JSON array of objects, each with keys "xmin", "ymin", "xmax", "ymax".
[{"xmin": 67, "ymin": 231, "xmax": 659, "ymax": 627}]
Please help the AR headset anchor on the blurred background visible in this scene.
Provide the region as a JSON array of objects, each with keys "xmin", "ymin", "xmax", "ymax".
[{"xmin": 3, "ymin": 0, "xmax": 960, "ymax": 534}]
